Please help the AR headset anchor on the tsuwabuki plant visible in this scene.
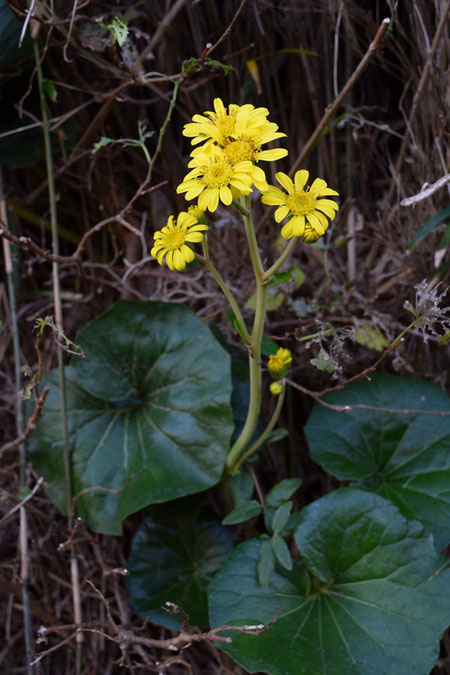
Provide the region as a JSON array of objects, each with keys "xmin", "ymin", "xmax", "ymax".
[{"xmin": 30, "ymin": 97, "xmax": 450, "ymax": 675}]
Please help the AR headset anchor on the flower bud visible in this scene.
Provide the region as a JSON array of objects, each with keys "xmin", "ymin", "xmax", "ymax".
[{"xmin": 268, "ymin": 348, "xmax": 292, "ymax": 379}]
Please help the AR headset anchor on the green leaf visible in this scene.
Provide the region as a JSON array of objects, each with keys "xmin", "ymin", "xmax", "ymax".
[
  {"xmin": 127, "ymin": 513, "xmax": 233, "ymax": 629},
  {"xmin": 230, "ymin": 468, "xmax": 254, "ymax": 507},
  {"xmin": 266, "ymin": 271, "xmax": 293, "ymax": 286},
  {"xmin": 203, "ymin": 57, "xmax": 234, "ymax": 75},
  {"xmin": 310, "ymin": 347, "xmax": 334, "ymax": 373},
  {"xmin": 437, "ymin": 222, "xmax": 450, "ymax": 250},
  {"xmin": 305, "ymin": 373, "xmax": 450, "ymax": 550},
  {"xmin": 42, "ymin": 79, "xmax": 57, "ymax": 102},
  {"xmin": 271, "ymin": 535, "xmax": 292, "ymax": 570},
  {"xmin": 289, "ymin": 266, "xmax": 306, "ymax": 289},
  {"xmin": 245, "ymin": 288, "xmax": 285, "ymax": 311},
  {"xmin": 209, "ymin": 489, "xmax": 450, "ymax": 675},
  {"xmin": 105, "ymin": 17, "xmax": 129, "ymax": 47},
  {"xmin": 266, "ymin": 479, "xmax": 302, "ymax": 508},
  {"xmin": 271, "ymin": 501, "xmax": 292, "ymax": 535},
  {"xmin": 257, "ymin": 537, "xmax": 275, "ymax": 586},
  {"xmin": 408, "ymin": 205, "xmax": 450, "ymax": 251},
  {"xmin": 92, "ymin": 136, "xmax": 114, "ymax": 153},
  {"xmin": 353, "ymin": 320, "xmax": 388, "ymax": 351},
  {"xmin": 222, "ymin": 500, "xmax": 262, "ymax": 525},
  {"xmin": 29, "ymin": 301, "xmax": 233, "ymax": 534},
  {"xmin": 261, "ymin": 334, "xmax": 279, "ymax": 356}
]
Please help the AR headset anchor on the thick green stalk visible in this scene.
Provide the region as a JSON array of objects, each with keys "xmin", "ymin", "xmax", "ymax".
[
  {"xmin": 226, "ymin": 195, "xmax": 267, "ymax": 471},
  {"xmin": 196, "ymin": 253, "xmax": 250, "ymax": 345},
  {"xmin": 1, "ymin": 171, "xmax": 34, "ymax": 674},
  {"xmin": 234, "ymin": 386, "xmax": 286, "ymax": 470},
  {"xmin": 34, "ymin": 41, "xmax": 83, "ymax": 674}
]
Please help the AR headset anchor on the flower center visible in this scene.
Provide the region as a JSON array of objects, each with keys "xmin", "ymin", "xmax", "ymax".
[
  {"xmin": 223, "ymin": 139, "xmax": 257, "ymax": 164},
  {"xmin": 211, "ymin": 112, "xmax": 237, "ymax": 137},
  {"xmin": 286, "ymin": 190, "xmax": 316, "ymax": 216},
  {"xmin": 163, "ymin": 228, "xmax": 186, "ymax": 250},
  {"xmin": 202, "ymin": 159, "xmax": 233, "ymax": 187}
]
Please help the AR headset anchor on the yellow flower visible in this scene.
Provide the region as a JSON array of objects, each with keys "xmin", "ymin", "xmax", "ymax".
[
  {"xmin": 182, "ymin": 97, "xmax": 274, "ymax": 147},
  {"xmin": 176, "ymin": 145, "xmax": 253, "ymax": 212},
  {"xmin": 270, "ymin": 381, "xmax": 284, "ymax": 396},
  {"xmin": 151, "ymin": 212, "xmax": 208, "ymax": 271},
  {"xmin": 187, "ymin": 204, "xmax": 205, "ymax": 220},
  {"xmin": 261, "ymin": 170, "xmax": 339, "ymax": 240},
  {"xmin": 268, "ymin": 348, "xmax": 292, "ymax": 379},
  {"xmin": 185, "ymin": 99, "xmax": 288, "ymax": 193}
]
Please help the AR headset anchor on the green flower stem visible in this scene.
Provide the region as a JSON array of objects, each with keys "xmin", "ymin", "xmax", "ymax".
[
  {"xmin": 234, "ymin": 385, "xmax": 286, "ymax": 471},
  {"xmin": 226, "ymin": 195, "xmax": 267, "ymax": 471},
  {"xmin": 297, "ymin": 327, "xmax": 336, "ymax": 342},
  {"xmin": 196, "ymin": 253, "xmax": 250, "ymax": 345},
  {"xmin": 262, "ymin": 238, "xmax": 297, "ymax": 283},
  {"xmin": 242, "ymin": 195, "xmax": 264, "ymax": 278},
  {"xmin": 231, "ymin": 199, "xmax": 250, "ymax": 217},
  {"xmin": 391, "ymin": 321, "xmax": 417, "ymax": 347}
]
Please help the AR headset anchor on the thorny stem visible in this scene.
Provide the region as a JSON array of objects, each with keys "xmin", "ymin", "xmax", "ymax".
[
  {"xmin": 0, "ymin": 171, "xmax": 34, "ymax": 674},
  {"xmin": 34, "ymin": 40, "xmax": 83, "ymax": 675}
]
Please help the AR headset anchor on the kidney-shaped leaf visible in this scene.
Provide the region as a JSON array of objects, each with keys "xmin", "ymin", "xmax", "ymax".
[
  {"xmin": 127, "ymin": 513, "xmax": 233, "ymax": 630},
  {"xmin": 304, "ymin": 373, "xmax": 450, "ymax": 550},
  {"xmin": 29, "ymin": 301, "xmax": 234, "ymax": 534},
  {"xmin": 208, "ymin": 489, "xmax": 450, "ymax": 675}
]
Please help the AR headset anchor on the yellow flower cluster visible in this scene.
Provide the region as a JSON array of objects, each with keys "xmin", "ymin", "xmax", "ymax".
[
  {"xmin": 177, "ymin": 98, "xmax": 288, "ymax": 212},
  {"xmin": 150, "ymin": 99, "xmax": 340, "ymax": 271}
]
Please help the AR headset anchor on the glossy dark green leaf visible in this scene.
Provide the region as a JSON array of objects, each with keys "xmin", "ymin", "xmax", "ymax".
[
  {"xmin": 305, "ymin": 373, "xmax": 450, "ymax": 549},
  {"xmin": 127, "ymin": 514, "xmax": 233, "ymax": 630},
  {"xmin": 209, "ymin": 489, "xmax": 450, "ymax": 675},
  {"xmin": 29, "ymin": 301, "xmax": 233, "ymax": 534},
  {"xmin": 222, "ymin": 500, "xmax": 262, "ymax": 525}
]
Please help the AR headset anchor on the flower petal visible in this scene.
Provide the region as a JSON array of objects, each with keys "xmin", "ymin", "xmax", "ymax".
[
  {"xmin": 181, "ymin": 245, "xmax": 195, "ymax": 262},
  {"xmin": 294, "ymin": 170, "xmax": 309, "ymax": 191},
  {"xmin": 173, "ymin": 249, "xmax": 186, "ymax": 271},
  {"xmin": 310, "ymin": 177, "xmax": 327, "ymax": 192},
  {"xmin": 257, "ymin": 148, "xmax": 288, "ymax": 161},
  {"xmin": 290, "ymin": 215, "xmax": 305, "ymax": 237},
  {"xmin": 306, "ymin": 212, "xmax": 325, "ymax": 234},
  {"xmin": 261, "ymin": 186, "xmax": 285, "ymax": 206},
  {"xmin": 274, "ymin": 205, "xmax": 289, "ymax": 223},
  {"xmin": 220, "ymin": 185, "xmax": 233, "ymax": 205},
  {"xmin": 275, "ymin": 172, "xmax": 293, "ymax": 192},
  {"xmin": 281, "ymin": 221, "xmax": 294, "ymax": 239}
]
